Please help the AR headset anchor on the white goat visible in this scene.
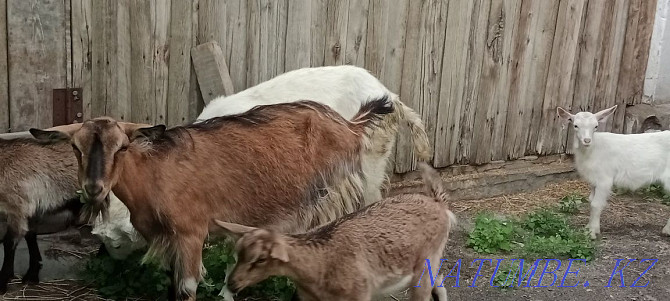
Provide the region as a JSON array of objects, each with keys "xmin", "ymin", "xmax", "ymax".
[
  {"xmin": 215, "ymin": 162, "xmax": 455, "ymax": 301},
  {"xmin": 93, "ymin": 65, "xmax": 432, "ymax": 261},
  {"xmin": 557, "ymin": 105, "xmax": 670, "ymax": 239}
]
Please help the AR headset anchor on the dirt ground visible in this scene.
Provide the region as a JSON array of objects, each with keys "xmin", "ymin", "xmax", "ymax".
[{"xmin": 3, "ymin": 179, "xmax": 670, "ymax": 301}]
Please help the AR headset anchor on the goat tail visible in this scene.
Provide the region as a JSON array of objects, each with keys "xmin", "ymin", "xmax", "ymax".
[
  {"xmin": 349, "ymin": 95, "xmax": 394, "ymax": 133},
  {"xmin": 392, "ymin": 96, "xmax": 432, "ymax": 162},
  {"xmin": 418, "ymin": 162, "xmax": 457, "ymax": 229}
]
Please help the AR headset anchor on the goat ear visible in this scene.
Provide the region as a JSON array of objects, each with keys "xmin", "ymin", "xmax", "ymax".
[
  {"xmin": 131, "ymin": 125, "xmax": 166, "ymax": 141},
  {"xmin": 29, "ymin": 128, "xmax": 71, "ymax": 142},
  {"xmin": 214, "ymin": 220, "xmax": 257, "ymax": 240},
  {"xmin": 556, "ymin": 107, "xmax": 574, "ymax": 129},
  {"xmin": 595, "ymin": 105, "xmax": 617, "ymax": 122},
  {"xmin": 270, "ymin": 238, "xmax": 290, "ymax": 263},
  {"xmin": 117, "ymin": 122, "xmax": 162, "ymax": 140}
]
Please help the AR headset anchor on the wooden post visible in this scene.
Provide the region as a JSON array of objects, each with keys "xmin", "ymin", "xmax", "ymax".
[{"xmin": 191, "ymin": 41, "xmax": 236, "ymax": 104}]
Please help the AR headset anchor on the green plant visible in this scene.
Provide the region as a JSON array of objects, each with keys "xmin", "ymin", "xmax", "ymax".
[
  {"xmin": 558, "ymin": 193, "xmax": 586, "ymax": 214},
  {"xmin": 522, "ymin": 209, "xmax": 570, "ymax": 237},
  {"xmin": 523, "ymin": 231, "xmax": 595, "ymax": 261},
  {"xmin": 466, "ymin": 214, "xmax": 519, "ymax": 254},
  {"xmin": 82, "ymin": 239, "xmax": 295, "ymax": 300}
]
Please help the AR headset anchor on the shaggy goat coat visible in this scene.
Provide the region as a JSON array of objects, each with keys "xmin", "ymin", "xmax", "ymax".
[{"xmin": 218, "ymin": 162, "xmax": 455, "ymax": 301}]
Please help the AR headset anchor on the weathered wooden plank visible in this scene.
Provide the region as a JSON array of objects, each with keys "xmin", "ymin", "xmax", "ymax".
[
  {"xmin": 592, "ymin": 0, "xmax": 628, "ymax": 133},
  {"xmin": 285, "ymin": 0, "xmax": 311, "ymax": 70},
  {"xmin": 434, "ymin": 0, "xmax": 476, "ymax": 167},
  {"xmin": 631, "ymin": 0, "xmax": 657, "ymax": 104},
  {"xmin": 504, "ymin": 0, "xmax": 557, "ymax": 159},
  {"xmin": 167, "ymin": 0, "xmax": 195, "ymax": 126},
  {"xmin": 395, "ymin": 0, "xmax": 447, "ymax": 171},
  {"xmin": 221, "ymin": 0, "xmax": 248, "ymax": 92},
  {"xmin": 310, "ymin": 0, "xmax": 328, "ymax": 67},
  {"xmin": 534, "ymin": 0, "xmax": 587, "ymax": 155},
  {"xmin": 245, "ymin": 0, "xmax": 261, "ymax": 87},
  {"xmin": 524, "ymin": 0, "xmax": 561, "ymax": 155},
  {"xmin": 324, "ymin": 0, "xmax": 349, "ymax": 66},
  {"xmin": 0, "ymin": 0, "xmax": 8, "ymax": 132},
  {"xmin": 8, "ymin": 0, "xmax": 68, "ymax": 130},
  {"xmin": 615, "ymin": 0, "xmax": 641, "ymax": 108},
  {"xmin": 344, "ymin": 0, "xmax": 369, "ymax": 67},
  {"xmin": 470, "ymin": 0, "xmax": 522, "ymax": 164},
  {"xmin": 192, "ymin": 42, "xmax": 236, "ymax": 104},
  {"xmin": 191, "ymin": 41, "xmax": 235, "ymax": 104},
  {"xmin": 455, "ymin": 0, "xmax": 491, "ymax": 165},
  {"xmin": 91, "ymin": 0, "xmax": 131, "ymax": 121},
  {"xmin": 130, "ymin": 0, "xmax": 154, "ymax": 124},
  {"xmin": 71, "ymin": 0, "xmax": 92, "ymax": 120},
  {"xmin": 252, "ymin": 0, "xmax": 288, "ymax": 84}
]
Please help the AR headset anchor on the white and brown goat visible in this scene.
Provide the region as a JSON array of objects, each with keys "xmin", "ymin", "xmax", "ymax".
[
  {"xmin": 216, "ymin": 162, "xmax": 456, "ymax": 301},
  {"xmin": 30, "ymin": 98, "xmax": 393, "ymax": 300}
]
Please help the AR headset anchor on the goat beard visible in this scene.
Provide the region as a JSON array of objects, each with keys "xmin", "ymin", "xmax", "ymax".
[{"xmin": 78, "ymin": 194, "xmax": 111, "ymax": 225}]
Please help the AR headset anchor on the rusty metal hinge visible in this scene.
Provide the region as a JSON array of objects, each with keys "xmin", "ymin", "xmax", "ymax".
[{"xmin": 53, "ymin": 88, "xmax": 83, "ymax": 126}]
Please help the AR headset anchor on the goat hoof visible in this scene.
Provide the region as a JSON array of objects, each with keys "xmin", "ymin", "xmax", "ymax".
[{"xmin": 21, "ymin": 273, "xmax": 39, "ymax": 285}]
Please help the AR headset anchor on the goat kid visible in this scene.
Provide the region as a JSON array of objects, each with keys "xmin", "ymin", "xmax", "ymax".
[
  {"xmin": 30, "ymin": 98, "xmax": 392, "ymax": 301},
  {"xmin": 216, "ymin": 162, "xmax": 456, "ymax": 301},
  {"xmin": 557, "ymin": 105, "xmax": 670, "ymax": 238}
]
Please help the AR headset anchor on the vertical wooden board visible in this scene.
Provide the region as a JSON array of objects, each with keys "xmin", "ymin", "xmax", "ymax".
[
  {"xmin": 167, "ymin": 0, "xmax": 194, "ymax": 126},
  {"xmin": 90, "ymin": 0, "xmax": 105, "ymax": 117},
  {"xmin": 245, "ymin": 0, "xmax": 261, "ymax": 87},
  {"xmin": 631, "ymin": 0, "xmax": 657, "ymax": 104},
  {"xmin": 112, "ymin": 0, "xmax": 131, "ymax": 121},
  {"xmin": 285, "ymin": 0, "xmax": 311, "ymax": 71},
  {"xmin": 524, "ymin": 0, "xmax": 560, "ymax": 155},
  {"xmin": 153, "ymin": 0, "xmax": 171, "ymax": 125},
  {"xmin": 324, "ymin": 0, "xmax": 349, "ymax": 66},
  {"xmin": 344, "ymin": 0, "xmax": 369, "ymax": 67},
  {"xmin": 0, "ymin": 0, "xmax": 8, "ymax": 132},
  {"xmin": 7, "ymin": 0, "xmax": 68, "ymax": 130},
  {"xmin": 71, "ymin": 0, "xmax": 93, "ymax": 120},
  {"xmin": 310, "ymin": 0, "xmax": 327, "ymax": 67},
  {"xmin": 258, "ymin": 0, "xmax": 288, "ymax": 82},
  {"xmin": 189, "ymin": 0, "xmax": 201, "ymax": 120},
  {"xmin": 433, "ymin": 0, "xmax": 475, "ymax": 167},
  {"xmin": 130, "ymin": 0, "xmax": 154, "ymax": 123},
  {"xmin": 395, "ymin": 0, "xmax": 447, "ymax": 170},
  {"xmin": 593, "ymin": 0, "xmax": 628, "ymax": 133},
  {"xmin": 566, "ymin": 0, "xmax": 606, "ymax": 148},
  {"xmin": 454, "ymin": 0, "xmax": 490, "ymax": 165},
  {"xmin": 534, "ymin": 0, "xmax": 586, "ymax": 155},
  {"xmin": 221, "ymin": 0, "xmax": 248, "ymax": 92},
  {"xmin": 364, "ymin": 0, "xmax": 386, "ymax": 78},
  {"xmin": 503, "ymin": 0, "xmax": 554, "ymax": 159},
  {"xmin": 470, "ymin": 0, "xmax": 522, "ymax": 164},
  {"xmin": 616, "ymin": 0, "xmax": 641, "ymax": 107}
]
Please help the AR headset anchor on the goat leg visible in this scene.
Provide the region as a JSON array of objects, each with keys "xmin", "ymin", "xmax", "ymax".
[
  {"xmin": 22, "ymin": 231, "xmax": 42, "ymax": 284},
  {"xmin": 0, "ymin": 228, "xmax": 18, "ymax": 294}
]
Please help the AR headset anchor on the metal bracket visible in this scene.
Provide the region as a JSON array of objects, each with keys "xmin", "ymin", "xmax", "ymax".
[{"xmin": 53, "ymin": 88, "xmax": 83, "ymax": 126}]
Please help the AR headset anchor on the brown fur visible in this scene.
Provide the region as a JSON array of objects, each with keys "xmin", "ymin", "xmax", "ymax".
[
  {"xmin": 0, "ymin": 138, "xmax": 81, "ymax": 292},
  {"xmin": 31, "ymin": 98, "xmax": 392, "ymax": 300},
  {"xmin": 218, "ymin": 162, "xmax": 455, "ymax": 301}
]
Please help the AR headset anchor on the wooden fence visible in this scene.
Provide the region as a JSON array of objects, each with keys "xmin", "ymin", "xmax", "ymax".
[{"xmin": 0, "ymin": 0, "xmax": 657, "ymax": 173}]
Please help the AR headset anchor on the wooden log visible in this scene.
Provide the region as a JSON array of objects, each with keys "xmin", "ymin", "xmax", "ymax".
[{"xmin": 192, "ymin": 41, "xmax": 236, "ymax": 104}]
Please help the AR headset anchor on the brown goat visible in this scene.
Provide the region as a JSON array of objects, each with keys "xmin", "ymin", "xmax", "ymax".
[
  {"xmin": 216, "ymin": 162, "xmax": 456, "ymax": 301},
  {"xmin": 29, "ymin": 98, "xmax": 392, "ymax": 300}
]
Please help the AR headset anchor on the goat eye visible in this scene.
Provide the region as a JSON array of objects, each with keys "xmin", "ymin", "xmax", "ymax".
[
  {"xmin": 573, "ymin": 125, "xmax": 578, "ymax": 129},
  {"xmin": 595, "ymin": 125, "xmax": 598, "ymax": 129},
  {"xmin": 118, "ymin": 145, "xmax": 128, "ymax": 152},
  {"xmin": 256, "ymin": 258, "xmax": 267, "ymax": 265}
]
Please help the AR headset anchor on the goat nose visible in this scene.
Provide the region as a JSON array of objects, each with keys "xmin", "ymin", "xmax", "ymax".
[
  {"xmin": 583, "ymin": 138, "xmax": 592, "ymax": 144},
  {"xmin": 85, "ymin": 183, "xmax": 103, "ymax": 196}
]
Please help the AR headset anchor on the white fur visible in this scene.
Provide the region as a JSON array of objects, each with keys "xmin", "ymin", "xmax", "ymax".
[
  {"xmin": 558, "ymin": 105, "xmax": 670, "ymax": 238},
  {"xmin": 90, "ymin": 192, "xmax": 147, "ymax": 259}
]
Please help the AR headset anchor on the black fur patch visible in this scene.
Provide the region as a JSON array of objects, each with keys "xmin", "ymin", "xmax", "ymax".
[{"xmin": 86, "ymin": 134, "xmax": 105, "ymax": 182}]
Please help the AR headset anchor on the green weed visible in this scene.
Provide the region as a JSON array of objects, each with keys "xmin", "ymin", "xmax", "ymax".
[
  {"xmin": 466, "ymin": 214, "xmax": 520, "ymax": 254},
  {"xmin": 558, "ymin": 193, "xmax": 587, "ymax": 214},
  {"xmin": 81, "ymin": 239, "xmax": 295, "ymax": 300}
]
